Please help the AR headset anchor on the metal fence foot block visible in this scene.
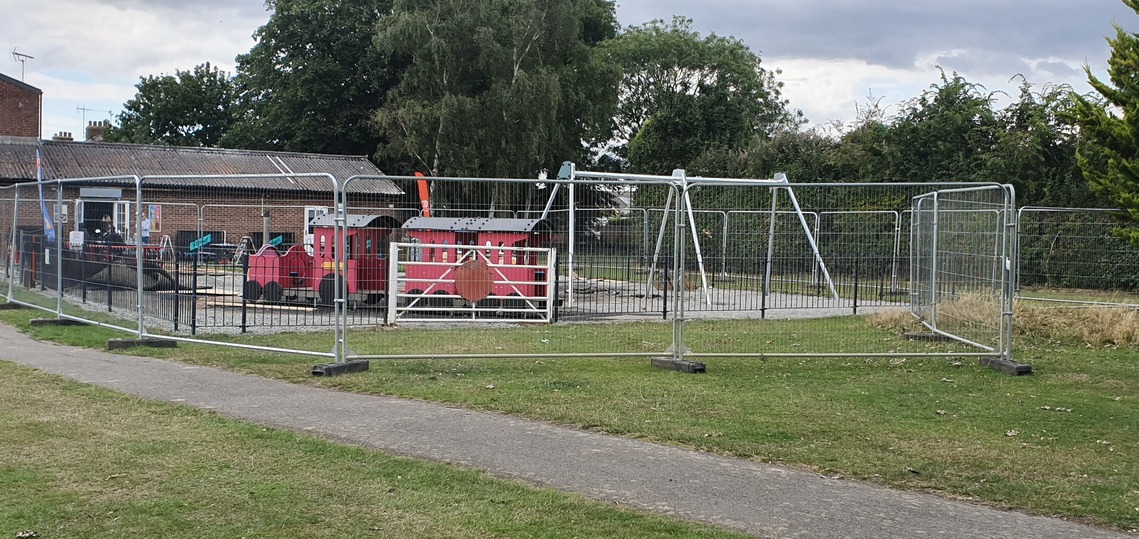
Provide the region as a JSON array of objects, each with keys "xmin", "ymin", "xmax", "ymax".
[
  {"xmin": 651, "ymin": 357, "xmax": 707, "ymax": 374},
  {"xmin": 311, "ymin": 360, "xmax": 370, "ymax": 377},
  {"xmin": 106, "ymin": 338, "xmax": 178, "ymax": 350},
  {"xmin": 29, "ymin": 318, "xmax": 89, "ymax": 327},
  {"xmin": 0, "ymin": 303, "xmax": 25, "ymax": 310},
  {"xmin": 980, "ymin": 356, "xmax": 1033, "ymax": 376}
]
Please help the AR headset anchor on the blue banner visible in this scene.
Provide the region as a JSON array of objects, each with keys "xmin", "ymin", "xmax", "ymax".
[{"xmin": 36, "ymin": 149, "xmax": 56, "ymax": 243}]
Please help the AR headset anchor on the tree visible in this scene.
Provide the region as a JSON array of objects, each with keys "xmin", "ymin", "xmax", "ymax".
[
  {"xmin": 104, "ymin": 63, "xmax": 237, "ymax": 147},
  {"xmin": 605, "ymin": 17, "xmax": 799, "ymax": 172},
  {"xmin": 882, "ymin": 71, "xmax": 1000, "ymax": 183},
  {"xmin": 990, "ymin": 80, "xmax": 1095, "ymax": 207},
  {"xmin": 1069, "ymin": 0, "xmax": 1139, "ymax": 247},
  {"xmin": 373, "ymin": 0, "xmax": 620, "ymax": 209},
  {"xmin": 223, "ymin": 0, "xmax": 401, "ymax": 157}
]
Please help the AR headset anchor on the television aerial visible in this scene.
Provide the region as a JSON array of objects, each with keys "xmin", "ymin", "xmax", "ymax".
[{"xmin": 11, "ymin": 48, "xmax": 34, "ymax": 81}]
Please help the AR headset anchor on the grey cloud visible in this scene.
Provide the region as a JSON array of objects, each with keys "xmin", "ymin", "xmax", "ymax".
[
  {"xmin": 617, "ymin": 0, "xmax": 1136, "ymax": 71},
  {"xmin": 88, "ymin": 0, "xmax": 269, "ymax": 19},
  {"xmin": 1033, "ymin": 60, "xmax": 1080, "ymax": 79}
]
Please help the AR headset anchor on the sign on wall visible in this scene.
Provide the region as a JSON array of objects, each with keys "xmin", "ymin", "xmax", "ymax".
[{"xmin": 148, "ymin": 204, "xmax": 162, "ymax": 232}]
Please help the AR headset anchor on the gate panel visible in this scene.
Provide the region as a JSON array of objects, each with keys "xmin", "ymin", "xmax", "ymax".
[{"xmin": 388, "ymin": 241, "xmax": 557, "ymax": 323}]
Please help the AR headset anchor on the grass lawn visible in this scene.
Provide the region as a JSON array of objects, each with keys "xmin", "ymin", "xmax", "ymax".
[
  {"xmin": 2, "ymin": 304, "xmax": 1137, "ymax": 532},
  {"xmin": 0, "ymin": 360, "xmax": 749, "ymax": 539}
]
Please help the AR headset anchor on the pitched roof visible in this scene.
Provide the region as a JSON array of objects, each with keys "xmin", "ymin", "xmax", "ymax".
[
  {"xmin": 0, "ymin": 139, "xmax": 403, "ymax": 196},
  {"xmin": 0, "ymin": 72, "xmax": 42, "ymax": 95}
]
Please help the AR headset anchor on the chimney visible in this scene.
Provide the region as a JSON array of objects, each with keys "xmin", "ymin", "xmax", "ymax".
[
  {"xmin": 86, "ymin": 120, "xmax": 108, "ymax": 142},
  {"xmin": 52, "ymin": 131, "xmax": 74, "ymax": 141}
]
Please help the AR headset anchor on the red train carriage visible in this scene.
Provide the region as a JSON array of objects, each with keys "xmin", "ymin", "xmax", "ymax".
[
  {"xmin": 401, "ymin": 217, "xmax": 555, "ymax": 308},
  {"xmin": 244, "ymin": 214, "xmax": 400, "ymax": 306}
]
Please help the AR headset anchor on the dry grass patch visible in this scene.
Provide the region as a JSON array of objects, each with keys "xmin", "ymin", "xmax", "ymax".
[{"xmin": 867, "ymin": 297, "xmax": 1139, "ymax": 348}]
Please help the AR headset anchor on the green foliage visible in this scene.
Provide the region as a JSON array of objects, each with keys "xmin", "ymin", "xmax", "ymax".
[
  {"xmin": 223, "ymin": 0, "xmax": 399, "ymax": 157},
  {"xmin": 1070, "ymin": 0, "xmax": 1139, "ymax": 247},
  {"xmin": 608, "ymin": 17, "xmax": 799, "ymax": 173},
  {"xmin": 883, "ymin": 71, "xmax": 1000, "ymax": 183},
  {"xmin": 104, "ymin": 63, "xmax": 237, "ymax": 147},
  {"xmin": 373, "ymin": 0, "xmax": 619, "ymax": 200},
  {"xmin": 988, "ymin": 80, "xmax": 1094, "ymax": 207}
]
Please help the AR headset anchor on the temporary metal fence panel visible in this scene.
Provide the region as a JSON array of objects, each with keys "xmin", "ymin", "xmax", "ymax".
[
  {"xmin": 1017, "ymin": 207, "xmax": 1139, "ymax": 307},
  {"xmin": 135, "ymin": 175, "xmax": 344, "ymax": 341},
  {"xmin": 910, "ymin": 185, "xmax": 1016, "ymax": 359},
  {"xmin": 3, "ymin": 176, "xmax": 150, "ymax": 335},
  {"xmin": 387, "ymin": 242, "xmax": 557, "ymax": 324},
  {"xmin": 1, "ymin": 167, "xmax": 1026, "ymax": 366},
  {"xmin": 345, "ymin": 172, "xmax": 685, "ymax": 362}
]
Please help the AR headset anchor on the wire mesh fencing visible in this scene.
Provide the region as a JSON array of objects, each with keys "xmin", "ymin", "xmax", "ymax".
[
  {"xmin": 0, "ymin": 168, "xmax": 1048, "ymax": 366},
  {"xmin": 910, "ymin": 185, "xmax": 1016, "ymax": 358},
  {"xmin": 1017, "ymin": 207, "xmax": 1139, "ymax": 308}
]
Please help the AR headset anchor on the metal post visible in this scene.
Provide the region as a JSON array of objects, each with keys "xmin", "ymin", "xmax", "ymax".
[
  {"xmin": 890, "ymin": 211, "xmax": 901, "ymax": 292},
  {"xmin": 671, "ymin": 183, "xmax": 685, "ymax": 360},
  {"xmin": 764, "ymin": 187, "xmax": 778, "ymax": 296},
  {"xmin": 173, "ymin": 254, "xmax": 180, "ymax": 332},
  {"xmin": 567, "ymin": 164, "xmax": 576, "ymax": 309},
  {"xmin": 334, "ymin": 199, "xmax": 347, "ymax": 363},
  {"xmin": 240, "ymin": 252, "xmax": 249, "ymax": 334},
  {"xmin": 262, "ymin": 208, "xmax": 271, "ymax": 249},
  {"xmin": 386, "ymin": 240, "xmax": 399, "ymax": 326},
  {"xmin": 190, "ymin": 254, "xmax": 198, "ymax": 336},
  {"xmin": 929, "ymin": 193, "xmax": 940, "ymax": 329},
  {"xmin": 641, "ymin": 208, "xmax": 650, "ymax": 268},
  {"xmin": 135, "ymin": 177, "xmax": 144, "ymax": 337},
  {"xmin": 54, "ymin": 182, "xmax": 63, "ymax": 317},
  {"xmin": 719, "ymin": 210, "xmax": 729, "ymax": 278},
  {"xmin": 7, "ymin": 188, "xmax": 16, "ymax": 299},
  {"xmin": 1001, "ymin": 187, "xmax": 1017, "ymax": 361}
]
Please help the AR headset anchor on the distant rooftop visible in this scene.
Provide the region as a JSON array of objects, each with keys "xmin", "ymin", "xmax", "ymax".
[{"xmin": 0, "ymin": 139, "xmax": 403, "ymax": 196}]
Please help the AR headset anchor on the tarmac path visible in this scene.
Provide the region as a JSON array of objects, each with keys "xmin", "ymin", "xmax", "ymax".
[{"xmin": 0, "ymin": 322, "xmax": 1130, "ymax": 539}]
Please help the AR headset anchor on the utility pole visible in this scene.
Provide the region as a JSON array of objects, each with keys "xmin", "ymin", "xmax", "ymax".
[{"xmin": 11, "ymin": 48, "xmax": 33, "ymax": 81}]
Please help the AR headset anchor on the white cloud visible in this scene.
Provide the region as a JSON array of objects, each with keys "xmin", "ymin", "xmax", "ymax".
[
  {"xmin": 770, "ymin": 57, "xmax": 933, "ymax": 129},
  {"xmin": 2, "ymin": 0, "xmax": 268, "ymax": 140},
  {"xmin": 2, "ymin": 0, "xmax": 1134, "ymax": 141}
]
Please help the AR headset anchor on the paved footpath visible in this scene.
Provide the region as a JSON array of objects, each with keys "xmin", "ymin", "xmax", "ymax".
[{"xmin": 0, "ymin": 323, "xmax": 1130, "ymax": 539}]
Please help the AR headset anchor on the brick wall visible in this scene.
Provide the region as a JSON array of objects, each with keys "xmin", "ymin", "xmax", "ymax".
[
  {"xmin": 0, "ymin": 78, "xmax": 41, "ymax": 138},
  {"xmin": 1, "ymin": 187, "xmax": 400, "ymax": 249}
]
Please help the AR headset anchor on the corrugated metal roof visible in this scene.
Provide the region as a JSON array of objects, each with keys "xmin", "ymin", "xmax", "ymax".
[
  {"xmin": 403, "ymin": 217, "xmax": 550, "ymax": 233},
  {"xmin": 0, "ymin": 139, "xmax": 403, "ymax": 195}
]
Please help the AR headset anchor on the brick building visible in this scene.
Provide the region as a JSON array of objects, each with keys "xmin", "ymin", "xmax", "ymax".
[
  {"xmin": 0, "ymin": 138, "xmax": 405, "ymax": 251},
  {"xmin": 0, "ymin": 72, "xmax": 42, "ymax": 139},
  {"xmin": 0, "ymin": 78, "xmax": 404, "ymax": 252}
]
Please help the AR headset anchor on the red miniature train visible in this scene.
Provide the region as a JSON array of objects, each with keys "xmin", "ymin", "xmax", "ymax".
[
  {"xmin": 243, "ymin": 214, "xmax": 400, "ymax": 306},
  {"xmin": 400, "ymin": 216, "xmax": 555, "ymax": 310}
]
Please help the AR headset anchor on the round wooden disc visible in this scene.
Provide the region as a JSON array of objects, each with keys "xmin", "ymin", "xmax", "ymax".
[{"xmin": 454, "ymin": 259, "xmax": 494, "ymax": 302}]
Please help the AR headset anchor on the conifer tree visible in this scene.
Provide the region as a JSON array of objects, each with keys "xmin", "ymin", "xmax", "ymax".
[{"xmin": 1070, "ymin": 0, "xmax": 1139, "ymax": 247}]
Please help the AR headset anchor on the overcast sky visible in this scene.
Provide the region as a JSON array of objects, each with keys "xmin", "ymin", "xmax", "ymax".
[{"xmin": 3, "ymin": 0, "xmax": 1137, "ymax": 143}]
